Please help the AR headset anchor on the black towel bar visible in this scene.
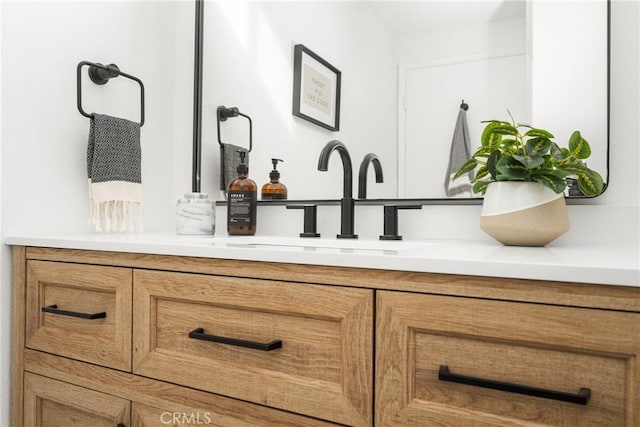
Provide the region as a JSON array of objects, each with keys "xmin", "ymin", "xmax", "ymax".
[
  {"xmin": 216, "ymin": 105, "xmax": 252, "ymax": 152},
  {"xmin": 77, "ymin": 60, "xmax": 145, "ymax": 127},
  {"xmin": 216, "ymin": 105, "xmax": 253, "ymax": 153}
]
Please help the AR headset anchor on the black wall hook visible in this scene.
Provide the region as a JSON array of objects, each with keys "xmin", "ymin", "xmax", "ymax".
[
  {"xmin": 77, "ymin": 60, "xmax": 145, "ymax": 126},
  {"xmin": 217, "ymin": 106, "xmax": 240, "ymax": 121},
  {"xmin": 88, "ymin": 63, "xmax": 120, "ymax": 85}
]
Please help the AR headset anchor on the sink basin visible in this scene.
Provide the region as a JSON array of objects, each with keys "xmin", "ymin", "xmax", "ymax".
[{"xmin": 222, "ymin": 236, "xmax": 429, "ymax": 252}]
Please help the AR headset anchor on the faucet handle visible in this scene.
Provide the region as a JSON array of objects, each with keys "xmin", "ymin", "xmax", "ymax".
[
  {"xmin": 286, "ymin": 205, "xmax": 320, "ymax": 238},
  {"xmin": 380, "ymin": 204, "xmax": 422, "ymax": 240}
]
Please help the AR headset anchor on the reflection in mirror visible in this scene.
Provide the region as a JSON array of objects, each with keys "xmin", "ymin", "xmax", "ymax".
[{"xmin": 203, "ymin": 1, "xmax": 608, "ymax": 202}]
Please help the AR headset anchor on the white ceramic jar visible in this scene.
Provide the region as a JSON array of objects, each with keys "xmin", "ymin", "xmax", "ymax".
[{"xmin": 176, "ymin": 192, "xmax": 215, "ymax": 235}]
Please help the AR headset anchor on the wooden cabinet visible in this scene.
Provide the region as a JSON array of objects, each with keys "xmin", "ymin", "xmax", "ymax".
[
  {"xmin": 12, "ymin": 249, "xmax": 372, "ymax": 426},
  {"xmin": 376, "ymin": 291, "xmax": 640, "ymax": 426},
  {"xmin": 11, "ymin": 246, "xmax": 640, "ymax": 426},
  {"xmin": 24, "ymin": 373, "xmax": 130, "ymax": 427}
]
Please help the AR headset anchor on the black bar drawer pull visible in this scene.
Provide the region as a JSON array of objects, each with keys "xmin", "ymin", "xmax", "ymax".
[
  {"xmin": 41, "ymin": 304, "xmax": 107, "ymax": 320},
  {"xmin": 188, "ymin": 328, "xmax": 282, "ymax": 351},
  {"xmin": 439, "ymin": 365, "xmax": 591, "ymax": 405}
]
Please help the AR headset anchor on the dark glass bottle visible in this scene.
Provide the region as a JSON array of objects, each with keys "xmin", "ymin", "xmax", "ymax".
[
  {"xmin": 261, "ymin": 158, "xmax": 288, "ymax": 200},
  {"xmin": 227, "ymin": 151, "xmax": 257, "ymax": 235}
]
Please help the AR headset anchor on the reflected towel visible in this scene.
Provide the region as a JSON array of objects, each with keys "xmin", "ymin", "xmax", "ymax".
[
  {"xmin": 220, "ymin": 143, "xmax": 249, "ymax": 190},
  {"xmin": 87, "ymin": 113, "xmax": 142, "ymax": 232},
  {"xmin": 444, "ymin": 105, "xmax": 473, "ymax": 197}
]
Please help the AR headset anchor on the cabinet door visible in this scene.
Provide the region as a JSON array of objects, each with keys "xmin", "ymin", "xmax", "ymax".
[
  {"xmin": 376, "ymin": 291, "xmax": 640, "ymax": 426},
  {"xmin": 24, "ymin": 372, "xmax": 130, "ymax": 426},
  {"xmin": 26, "ymin": 261, "xmax": 132, "ymax": 371},
  {"xmin": 133, "ymin": 270, "xmax": 373, "ymax": 426}
]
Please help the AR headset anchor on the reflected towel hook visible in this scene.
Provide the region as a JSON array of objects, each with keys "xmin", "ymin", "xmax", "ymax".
[
  {"xmin": 460, "ymin": 99, "xmax": 469, "ymax": 111},
  {"xmin": 77, "ymin": 60, "xmax": 145, "ymax": 126},
  {"xmin": 216, "ymin": 105, "xmax": 253, "ymax": 152}
]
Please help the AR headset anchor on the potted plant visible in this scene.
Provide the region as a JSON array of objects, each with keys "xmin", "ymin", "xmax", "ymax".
[{"xmin": 454, "ymin": 113, "xmax": 605, "ymax": 246}]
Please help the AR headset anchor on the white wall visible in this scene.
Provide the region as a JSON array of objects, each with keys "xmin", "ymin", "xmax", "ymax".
[
  {"xmin": 531, "ymin": 0, "xmax": 608, "ymax": 180},
  {"xmin": 1, "ymin": 1, "xmax": 189, "ymax": 236},
  {"xmin": 0, "ymin": 1, "xmax": 192, "ymax": 423},
  {"xmin": 396, "ymin": 17, "xmax": 526, "ymax": 65}
]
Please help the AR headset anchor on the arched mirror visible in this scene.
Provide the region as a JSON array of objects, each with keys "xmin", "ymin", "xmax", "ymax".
[{"xmin": 201, "ymin": 0, "xmax": 609, "ymax": 202}]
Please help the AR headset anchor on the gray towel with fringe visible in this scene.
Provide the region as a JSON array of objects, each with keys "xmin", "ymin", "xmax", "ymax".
[
  {"xmin": 87, "ymin": 113, "xmax": 142, "ymax": 232},
  {"xmin": 220, "ymin": 143, "xmax": 249, "ymax": 190},
  {"xmin": 444, "ymin": 105, "xmax": 473, "ymax": 197}
]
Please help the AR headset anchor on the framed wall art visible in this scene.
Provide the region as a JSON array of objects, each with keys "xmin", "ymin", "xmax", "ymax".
[{"xmin": 292, "ymin": 44, "xmax": 341, "ymax": 131}]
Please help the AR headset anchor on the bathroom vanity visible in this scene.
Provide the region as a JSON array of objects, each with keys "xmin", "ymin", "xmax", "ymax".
[{"xmin": 8, "ymin": 234, "xmax": 639, "ymax": 426}]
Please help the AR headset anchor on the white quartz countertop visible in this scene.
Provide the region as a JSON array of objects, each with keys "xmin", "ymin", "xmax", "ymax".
[{"xmin": 5, "ymin": 233, "xmax": 639, "ymax": 287}]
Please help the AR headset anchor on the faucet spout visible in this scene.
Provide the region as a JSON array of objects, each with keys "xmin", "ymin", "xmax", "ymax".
[
  {"xmin": 317, "ymin": 140, "xmax": 353, "ymax": 199},
  {"xmin": 358, "ymin": 153, "xmax": 384, "ymax": 199},
  {"xmin": 317, "ymin": 140, "xmax": 357, "ymax": 238}
]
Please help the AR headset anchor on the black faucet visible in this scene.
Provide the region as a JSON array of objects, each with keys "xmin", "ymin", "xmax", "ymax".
[
  {"xmin": 317, "ymin": 140, "xmax": 358, "ymax": 239},
  {"xmin": 358, "ymin": 153, "xmax": 384, "ymax": 199}
]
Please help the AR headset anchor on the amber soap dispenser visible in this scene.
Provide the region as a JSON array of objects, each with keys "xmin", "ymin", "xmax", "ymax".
[
  {"xmin": 227, "ymin": 151, "xmax": 257, "ymax": 235},
  {"xmin": 261, "ymin": 158, "xmax": 288, "ymax": 200}
]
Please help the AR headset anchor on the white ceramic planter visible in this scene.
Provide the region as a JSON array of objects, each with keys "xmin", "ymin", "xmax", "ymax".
[{"xmin": 480, "ymin": 182, "xmax": 569, "ymax": 246}]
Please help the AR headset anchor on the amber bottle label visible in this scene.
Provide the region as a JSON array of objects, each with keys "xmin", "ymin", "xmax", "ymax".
[
  {"xmin": 262, "ymin": 192, "xmax": 288, "ymax": 200},
  {"xmin": 228, "ymin": 190, "xmax": 257, "ymax": 227}
]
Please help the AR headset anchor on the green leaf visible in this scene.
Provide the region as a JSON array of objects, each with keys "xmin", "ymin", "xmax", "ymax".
[
  {"xmin": 531, "ymin": 173, "xmax": 567, "ymax": 194},
  {"xmin": 513, "ymin": 154, "xmax": 545, "ymax": 169},
  {"xmin": 486, "ymin": 150, "xmax": 502, "ymax": 179},
  {"xmin": 481, "ymin": 122, "xmax": 503, "ymax": 148},
  {"xmin": 550, "ymin": 142, "xmax": 565, "ymax": 160},
  {"xmin": 577, "ymin": 169, "xmax": 605, "ymax": 196},
  {"xmin": 472, "ymin": 180, "xmax": 491, "ymax": 195},
  {"xmin": 557, "ymin": 163, "xmax": 592, "ymax": 177},
  {"xmin": 496, "ymin": 156, "xmax": 529, "ymax": 179},
  {"xmin": 500, "ymin": 139, "xmax": 520, "ymax": 152},
  {"xmin": 557, "ymin": 163, "xmax": 604, "ymax": 196},
  {"xmin": 547, "ymin": 167, "xmax": 573, "ymax": 179},
  {"xmin": 474, "ymin": 165, "xmax": 489, "ymax": 181},
  {"xmin": 525, "ymin": 138, "xmax": 552, "ymax": 156},
  {"xmin": 524, "ymin": 128, "xmax": 555, "ymax": 139},
  {"xmin": 453, "ymin": 158, "xmax": 477, "ymax": 180},
  {"xmin": 491, "ymin": 124, "xmax": 519, "ymax": 136},
  {"xmin": 480, "ymin": 120, "xmax": 510, "ymax": 125},
  {"xmin": 471, "ymin": 146, "xmax": 491, "ymax": 158},
  {"xmin": 568, "ymin": 131, "xmax": 591, "ymax": 159}
]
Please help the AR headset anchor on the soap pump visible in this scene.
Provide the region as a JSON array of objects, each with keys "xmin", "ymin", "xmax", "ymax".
[
  {"xmin": 227, "ymin": 150, "xmax": 257, "ymax": 235},
  {"xmin": 261, "ymin": 158, "xmax": 288, "ymax": 200}
]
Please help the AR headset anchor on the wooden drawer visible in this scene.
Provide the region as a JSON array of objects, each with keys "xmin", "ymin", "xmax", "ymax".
[
  {"xmin": 132, "ymin": 269, "xmax": 373, "ymax": 426},
  {"xmin": 376, "ymin": 291, "xmax": 640, "ymax": 426},
  {"xmin": 26, "ymin": 261, "xmax": 132, "ymax": 371},
  {"xmin": 24, "ymin": 372, "xmax": 130, "ymax": 426},
  {"xmin": 132, "ymin": 400, "xmax": 339, "ymax": 426}
]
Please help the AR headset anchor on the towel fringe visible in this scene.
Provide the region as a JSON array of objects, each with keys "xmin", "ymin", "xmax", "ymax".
[{"xmin": 90, "ymin": 200, "xmax": 143, "ymax": 233}]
